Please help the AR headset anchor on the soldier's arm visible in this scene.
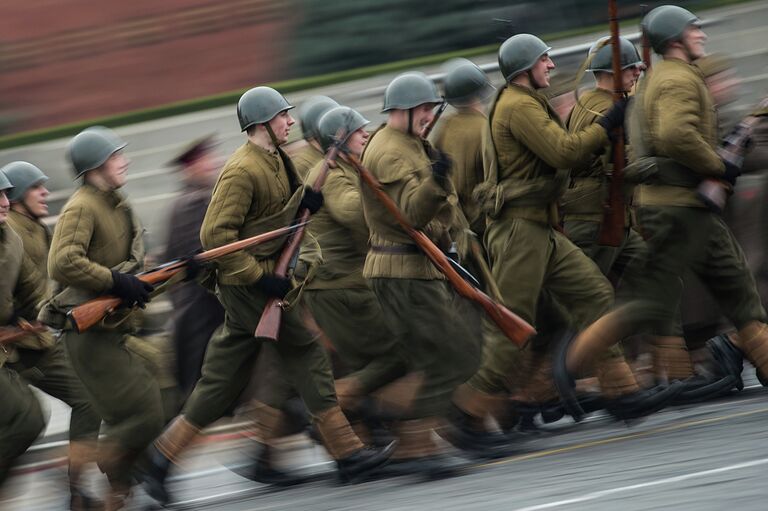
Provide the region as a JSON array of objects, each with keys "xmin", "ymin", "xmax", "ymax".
[
  {"xmin": 654, "ymin": 79, "xmax": 725, "ymax": 176},
  {"xmin": 323, "ymin": 171, "xmax": 368, "ymax": 237},
  {"xmin": 510, "ymin": 96, "xmax": 608, "ymax": 169},
  {"xmin": 48, "ymin": 203, "xmax": 113, "ymax": 292},
  {"xmin": 14, "ymin": 253, "xmax": 46, "ymax": 320},
  {"xmin": 385, "ymin": 155, "xmax": 449, "ymax": 229},
  {"xmin": 200, "ymin": 166, "xmax": 265, "ymax": 284}
]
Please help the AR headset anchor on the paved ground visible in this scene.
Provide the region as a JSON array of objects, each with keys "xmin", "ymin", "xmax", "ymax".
[{"xmin": 4, "ymin": 371, "xmax": 767, "ymax": 510}]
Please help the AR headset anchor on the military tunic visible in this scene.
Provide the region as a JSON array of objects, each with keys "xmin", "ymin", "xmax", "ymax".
[
  {"xmin": 468, "ymin": 84, "xmax": 613, "ymax": 395},
  {"xmin": 361, "ymin": 125, "xmax": 481, "ymax": 419},
  {"xmin": 4, "ymin": 210, "xmax": 101, "ymax": 445},
  {"xmin": 625, "ymin": 58, "xmax": 765, "ymax": 334},
  {"xmin": 47, "ymin": 184, "xmax": 164, "ymax": 461},
  {"xmin": 0, "ymin": 224, "xmax": 46, "ymax": 484},
  {"xmin": 563, "ymin": 88, "xmax": 646, "ymax": 293},
  {"xmin": 303, "ymin": 157, "xmax": 406, "ymax": 394},
  {"xmin": 291, "ymin": 142, "xmax": 325, "ymax": 181},
  {"xmin": 183, "ymin": 141, "xmax": 337, "ymax": 428}
]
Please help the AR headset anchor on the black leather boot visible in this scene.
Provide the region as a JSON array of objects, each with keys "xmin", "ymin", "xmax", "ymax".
[
  {"xmin": 336, "ymin": 441, "xmax": 396, "ymax": 484},
  {"xmin": 604, "ymin": 381, "xmax": 684, "ymax": 421},
  {"xmin": 135, "ymin": 444, "xmax": 172, "ymax": 506}
]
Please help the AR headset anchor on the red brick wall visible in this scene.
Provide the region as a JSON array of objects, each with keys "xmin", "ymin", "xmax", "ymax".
[{"xmin": 0, "ymin": 0, "xmax": 296, "ymax": 132}]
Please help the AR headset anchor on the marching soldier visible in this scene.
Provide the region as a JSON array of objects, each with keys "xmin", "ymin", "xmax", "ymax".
[
  {"xmin": 570, "ymin": 6, "xmax": 768, "ymax": 404},
  {"xmin": 564, "ymin": 38, "xmax": 734, "ymax": 402},
  {"xmin": 45, "ymin": 126, "xmax": 164, "ymax": 509},
  {"xmin": 2, "ymin": 162, "xmax": 104, "ymax": 509},
  {"xmin": 164, "ymin": 136, "xmax": 225, "ymax": 399},
  {"xmin": 361, "ymin": 71, "xmax": 485, "ymax": 474},
  {"xmin": 138, "ymin": 86, "xmax": 394, "ymax": 505},
  {"xmin": 433, "ymin": 58, "xmax": 495, "ymax": 237},
  {"xmin": 0, "ymin": 171, "xmax": 46, "ymax": 495},
  {"xmin": 456, "ymin": 34, "xmax": 679, "ymax": 430},
  {"xmin": 304, "ymin": 105, "xmax": 410, "ymax": 431},
  {"xmin": 292, "ymin": 95, "xmax": 339, "ymax": 180}
]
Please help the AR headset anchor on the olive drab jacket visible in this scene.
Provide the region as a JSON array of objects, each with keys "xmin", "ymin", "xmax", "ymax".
[
  {"xmin": 44, "ymin": 184, "xmax": 145, "ymax": 330},
  {"xmin": 1, "ymin": 223, "xmax": 49, "ymax": 366},
  {"xmin": 7, "ymin": 210, "xmax": 52, "ymax": 288},
  {"xmin": 630, "ymin": 58, "xmax": 725, "ymax": 208},
  {"xmin": 200, "ymin": 141, "xmax": 303, "ymax": 286},
  {"xmin": 433, "ymin": 110, "xmax": 494, "ymax": 235},
  {"xmin": 477, "ymin": 84, "xmax": 607, "ymax": 225},
  {"xmin": 291, "ymin": 143, "xmax": 325, "ymax": 181},
  {"xmin": 304, "ymin": 158, "xmax": 370, "ymax": 290},
  {"xmin": 361, "ymin": 125, "xmax": 457, "ymax": 280},
  {"xmin": 561, "ymin": 88, "xmax": 615, "ymax": 222}
]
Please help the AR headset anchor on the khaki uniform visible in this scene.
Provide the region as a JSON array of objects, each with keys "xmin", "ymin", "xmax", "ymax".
[
  {"xmin": 625, "ymin": 58, "xmax": 765, "ymax": 335},
  {"xmin": 5, "ymin": 211, "xmax": 101, "ymax": 446},
  {"xmin": 433, "ymin": 110, "xmax": 495, "ymax": 235},
  {"xmin": 291, "ymin": 143, "xmax": 325, "ymax": 181},
  {"xmin": 47, "ymin": 184, "xmax": 164, "ymax": 486},
  {"xmin": 303, "ymin": 157, "xmax": 406, "ymax": 394},
  {"xmin": 361, "ymin": 125, "xmax": 481, "ymax": 421},
  {"xmin": 468, "ymin": 84, "xmax": 613, "ymax": 395},
  {"xmin": 563, "ymin": 89, "xmax": 646, "ymax": 296},
  {"xmin": 183, "ymin": 141, "xmax": 338, "ymax": 428},
  {"xmin": 0, "ymin": 224, "xmax": 46, "ymax": 485}
]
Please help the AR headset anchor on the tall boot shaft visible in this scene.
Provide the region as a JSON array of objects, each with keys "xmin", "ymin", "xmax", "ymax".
[
  {"xmin": 651, "ymin": 336, "xmax": 695, "ymax": 380},
  {"xmin": 313, "ymin": 405, "xmax": 365, "ymax": 460},
  {"xmin": 596, "ymin": 357, "xmax": 640, "ymax": 399}
]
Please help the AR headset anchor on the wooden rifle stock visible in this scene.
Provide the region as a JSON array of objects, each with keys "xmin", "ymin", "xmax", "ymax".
[
  {"xmin": 421, "ymin": 100, "xmax": 447, "ymax": 140},
  {"xmin": 346, "ymin": 152, "xmax": 535, "ymax": 347},
  {"xmin": 597, "ymin": 0, "xmax": 627, "ymax": 247},
  {"xmin": 67, "ymin": 223, "xmax": 305, "ymax": 333},
  {"xmin": 0, "ymin": 321, "xmax": 47, "ymax": 348},
  {"xmin": 254, "ymin": 140, "xmax": 342, "ymax": 342}
]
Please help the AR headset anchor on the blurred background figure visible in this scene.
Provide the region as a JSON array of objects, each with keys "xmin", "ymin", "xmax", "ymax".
[{"xmin": 163, "ymin": 135, "xmax": 225, "ymax": 401}]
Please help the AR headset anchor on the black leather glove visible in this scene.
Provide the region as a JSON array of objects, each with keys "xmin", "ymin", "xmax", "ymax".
[
  {"xmin": 300, "ymin": 187, "xmax": 324, "ymax": 214},
  {"xmin": 255, "ymin": 274, "xmax": 292, "ymax": 299},
  {"xmin": 597, "ymin": 96, "xmax": 630, "ymax": 137},
  {"xmin": 427, "ymin": 147, "xmax": 452, "ymax": 181},
  {"xmin": 722, "ymin": 159, "xmax": 741, "ymax": 186},
  {"xmin": 110, "ymin": 270, "xmax": 154, "ymax": 308}
]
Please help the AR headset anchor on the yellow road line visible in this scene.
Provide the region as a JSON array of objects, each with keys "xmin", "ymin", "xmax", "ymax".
[{"xmin": 483, "ymin": 406, "xmax": 768, "ymax": 467}]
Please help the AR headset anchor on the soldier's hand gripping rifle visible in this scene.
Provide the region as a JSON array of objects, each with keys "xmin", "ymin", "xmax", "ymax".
[
  {"xmin": 67, "ymin": 222, "xmax": 306, "ymax": 334},
  {"xmin": 597, "ymin": 0, "xmax": 627, "ymax": 247},
  {"xmin": 344, "ymin": 152, "xmax": 535, "ymax": 347},
  {"xmin": 253, "ymin": 128, "xmax": 345, "ymax": 342}
]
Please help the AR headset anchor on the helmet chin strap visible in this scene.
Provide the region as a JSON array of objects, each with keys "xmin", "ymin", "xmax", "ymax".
[
  {"xmin": 264, "ymin": 123, "xmax": 280, "ymax": 150},
  {"xmin": 407, "ymin": 108, "xmax": 414, "ymax": 136}
]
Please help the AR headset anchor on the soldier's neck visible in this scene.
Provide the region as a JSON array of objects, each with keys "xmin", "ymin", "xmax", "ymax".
[
  {"xmin": 663, "ymin": 47, "xmax": 693, "ymax": 64},
  {"xmin": 83, "ymin": 175, "xmax": 118, "ymax": 193},
  {"xmin": 247, "ymin": 132, "xmax": 277, "ymax": 153},
  {"xmin": 458, "ymin": 102, "xmax": 485, "ymax": 115},
  {"xmin": 10, "ymin": 203, "xmax": 37, "ymax": 220}
]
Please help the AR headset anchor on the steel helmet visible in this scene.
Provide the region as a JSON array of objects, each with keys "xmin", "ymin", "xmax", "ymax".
[
  {"xmin": 498, "ymin": 34, "xmax": 552, "ymax": 82},
  {"xmin": 0, "ymin": 161, "xmax": 49, "ymax": 202},
  {"xmin": 68, "ymin": 126, "xmax": 127, "ymax": 178},
  {"xmin": 442, "ymin": 58, "xmax": 496, "ymax": 107},
  {"xmin": 382, "ymin": 72, "xmax": 443, "ymax": 112},
  {"xmin": 587, "ymin": 36, "xmax": 643, "ymax": 72},
  {"xmin": 644, "ymin": 5, "xmax": 701, "ymax": 54},
  {"xmin": 298, "ymin": 96, "xmax": 339, "ymax": 141},
  {"xmin": 317, "ymin": 106, "xmax": 370, "ymax": 152},
  {"xmin": 237, "ymin": 87, "xmax": 294, "ymax": 131}
]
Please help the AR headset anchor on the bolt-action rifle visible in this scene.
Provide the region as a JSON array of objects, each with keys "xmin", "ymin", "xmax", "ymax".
[
  {"xmin": 345, "ymin": 152, "xmax": 535, "ymax": 347},
  {"xmin": 67, "ymin": 222, "xmax": 306, "ymax": 333}
]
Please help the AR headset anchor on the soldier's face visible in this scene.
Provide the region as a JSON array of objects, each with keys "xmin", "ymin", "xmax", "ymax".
[
  {"xmin": 621, "ymin": 65, "xmax": 643, "ymax": 91},
  {"xmin": 413, "ymin": 103, "xmax": 438, "ymax": 136},
  {"xmin": 100, "ymin": 151, "xmax": 130, "ymax": 190},
  {"xmin": 530, "ymin": 54, "xmax": 555, "ymax": 89},
  {"xmin": 268, "ymin": 111, "xmax": 295, "ymax": 146},
  {"xmin": 20, "ymin": 182, "xmax": 49, "ymax": 218},
  {"xmin": 0, "ymin": 190, "xmax": 9, "ymax": 223},
  {"xmin": 346, "ymin": 128, "xmax": 369, "ymax": 157},
  {"xmin": 682, "ymin": 25, "xmax": 707, "ymax": 60}
]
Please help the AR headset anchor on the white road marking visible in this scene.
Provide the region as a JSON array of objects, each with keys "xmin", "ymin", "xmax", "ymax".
[{"xmin": 513, "ymin": 458, "xmax": 768, "ymax": 511}]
